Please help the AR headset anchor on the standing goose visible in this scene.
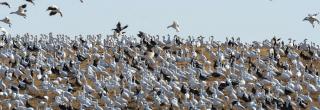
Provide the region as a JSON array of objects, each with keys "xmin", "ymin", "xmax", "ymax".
[
  {"xmin": 0, "ymin": 2, "xmax": 10, "ymax": 8},
  {"xmin": 167, "ymin": 21, "xmax": 180, "ymax": 32},
  {"xmin": 47, "ymin": 5, "xmax": 63, "ymax": 17},
  {"xmin": 0, "ymin": 17, "xmax": 12, "ymax": 28},
  {"xmin": 303, "ymin": 13, "xmax": 320, "ymax": 28},
  {"xmin": 10, "ymin": 4, "xmax": 27, "ymax": 19}
]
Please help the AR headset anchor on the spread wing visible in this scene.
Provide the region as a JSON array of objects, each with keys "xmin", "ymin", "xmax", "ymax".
[
  {"xmin": 122, "ymin": 25, "xmax": 128, "ymax": 30},
  {"xmin": 49, "ymin": 11, "xmax": 57, "ymax": 16},
  {"xmin": 59, "ymin": 12, "xmax": 63, "ymax": 17},
  {"xmin": 0, "ymin": 2, "xmax": 10, "ymax": 8},
  {"xmin": 26, "ymin": 0, "xmax": 35, "ymax": 5},
  {"xmin": 47, "ymin": 5, "xmax": 58, "ymax": 11},
  {"xmin": 47, "ymin": 7, "xmax": 57, "ymax": 11}
]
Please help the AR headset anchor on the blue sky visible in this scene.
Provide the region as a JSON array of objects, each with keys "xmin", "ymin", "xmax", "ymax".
[{"xmin": 1, "ymin": 0, "xmax": 320, "ymax": 43}]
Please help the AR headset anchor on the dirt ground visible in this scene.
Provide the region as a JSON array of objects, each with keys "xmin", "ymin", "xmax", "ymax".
[{"xmin": 0, "ymin": 44, "xmax": 319, "ymax": 110}]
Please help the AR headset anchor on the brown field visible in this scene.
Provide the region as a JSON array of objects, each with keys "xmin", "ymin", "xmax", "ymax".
[{"xmin": 0, "ymin": 44, "xmax": 319, "ymax": 110}]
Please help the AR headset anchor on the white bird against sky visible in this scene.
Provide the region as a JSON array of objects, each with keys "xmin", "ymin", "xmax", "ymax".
[
  {"xmin": 0, "ymin": 17, "xmax": 12, "ymax": 28},
  {"xmin": 167, "ymin": 21, "xmax": 180, "ymax": 32},
  {"xmin": 10, "ymin": 4, "xmax": 27, "ymax": 19},
  {"xmin": 303, "ymin": 12, "xmax": 320, "ymax": 28}
]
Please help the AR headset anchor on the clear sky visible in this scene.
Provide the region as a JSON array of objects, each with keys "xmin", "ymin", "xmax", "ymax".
[{"xmin": 1, "ymin": 0, "xmax": 320, "ymax": 43}]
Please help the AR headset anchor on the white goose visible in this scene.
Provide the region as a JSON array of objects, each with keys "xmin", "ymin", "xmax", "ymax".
[
  {"xmin": 167, "ymin": 21, "xmax": 180, "ymax": 32},
  {"xmin": 304, "ymin": 12, "xmax": 320, "ymax": 28},
  {"xmin": 10, "ymin": 4, "xmax": 27, "ymax": 19},
  {"xmin": 0, "ymin": 17, "xmax": 12, "ymax": 28},
  {"xmin": 101, "ymin": 93, "xmax": 113, "ymax": 106}
]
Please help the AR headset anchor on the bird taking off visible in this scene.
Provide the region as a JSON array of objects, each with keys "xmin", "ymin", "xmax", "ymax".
[
  {"xmin": 47, "ymin": 5, "xmax": 63, "ymax": 17},
  {"xmin": 112, "ymin": 22, "xmax": 128, "ymax": 37},
  {"xmin": 303, "ymin": 12, "xmax": 320, "ymax": 28},
  {"xmin": 167, "ymin": 21, "xmax": 180, "ymax": 32}
]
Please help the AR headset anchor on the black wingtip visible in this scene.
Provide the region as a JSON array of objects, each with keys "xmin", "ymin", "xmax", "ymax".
[{"xmin": 22, "ymin": 4, "xmax": 27, "ymax": 8}]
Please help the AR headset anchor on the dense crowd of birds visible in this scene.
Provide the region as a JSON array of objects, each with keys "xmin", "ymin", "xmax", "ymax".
[
  {"xmin": 0, "ymin": 0, "xmax": 320, "ymax": 110},
  {"xmin": 0, "ymin": 21, "xmax": 318, "ymax": 109}
]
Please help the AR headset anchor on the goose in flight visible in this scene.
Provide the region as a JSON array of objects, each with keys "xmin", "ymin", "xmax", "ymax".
[
  {"xmin": 47, "ymin": 5, "xmax": 63, "ymax": 17},
  {"xmin": 167, "ymin": 21, "xmax": 180, "ymax": 32},
  {"xmin": 80, "ymin": 0, "xmax": 84, "ymax": 3},
  {"xmin": 10, "ymin": 4, "xmax": 27, "ymax": 19},
  {"xmin": 112, "ymin": 22, "xmax": 128, "ymax": 37},
  {"xmin": 0, "ymin": 2, "xmax": 10, "ymax": 8},
  {"xmin": 303, "ymin": 13, "xmax": 320, "ymax": 28},
  {"xmin": 0, "ymin": 17, "xmax": 12, "ymax": 28}
]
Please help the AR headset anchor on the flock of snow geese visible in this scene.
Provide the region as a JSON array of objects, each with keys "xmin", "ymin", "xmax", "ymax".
[
  {"xmin": 0, "ymin": 24, "xmax": 317, "ymax": 110},
  {"xmin": 0, "ymin": 0, "xmax": 76, "ymax": 30},
  {"xmin": 0, "ymin": 0, "xmax": 319, "ymax": 110}
]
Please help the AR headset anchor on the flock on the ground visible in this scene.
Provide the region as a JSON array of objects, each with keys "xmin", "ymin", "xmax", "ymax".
[
  {"xmin": 0, "ymin": 0, "xmax": 320, "ymax": 110},
  {"xmin": 0, "ymin": 28, "xmax": 318, "ymax": 109}
]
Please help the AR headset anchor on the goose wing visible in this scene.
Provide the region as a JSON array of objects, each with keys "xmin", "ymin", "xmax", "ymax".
[
  {"xmin": 47, "ymin": 5, "xmax": 58, "ymax": 11},
  {"xmin": 174, "ymin": 21, "xmax": 179, "ymax": 27},
  {"xmin": 0, "ymin": 2, "xmax": 10, "ymax": 8},
  {"xmin": 49, "ymin": 11, "xmax": 58, "ymax": 16},
  {"xmin": 122, "ymin": 25, "xmax": 128, "ymax": 30}
]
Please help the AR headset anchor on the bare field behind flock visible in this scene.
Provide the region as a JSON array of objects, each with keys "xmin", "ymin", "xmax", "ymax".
[
  {"xmin": 2, "ymin": 0, "xmax": 320, "ymax": 109},
  {"xmin": 0, "ymin": 35, "xmax": 318, "ymax": 110}
]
